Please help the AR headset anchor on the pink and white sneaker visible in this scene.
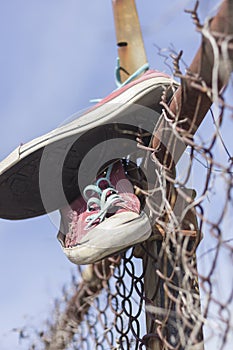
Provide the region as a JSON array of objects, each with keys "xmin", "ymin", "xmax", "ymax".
[
  {"xmin": 0, "ymin": 70, "xmax": 178, "ymax": 220},
  {"xmin": 57, "ymin": 160, "xmax": 151, "ymax": 264}
]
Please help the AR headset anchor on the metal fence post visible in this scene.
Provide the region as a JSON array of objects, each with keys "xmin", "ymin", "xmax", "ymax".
[{"xmin": 112, "ymin": 0, "xmax": 148, "ymax": 82}]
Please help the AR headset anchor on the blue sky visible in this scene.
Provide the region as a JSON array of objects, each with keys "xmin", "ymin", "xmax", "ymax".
[{"xmin": 0, "ymin": 1, "xmax": 232, "ymax": 349}]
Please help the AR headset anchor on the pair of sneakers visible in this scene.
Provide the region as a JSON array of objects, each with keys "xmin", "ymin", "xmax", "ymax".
[{"xmin": 0, "ymin": 70, "xmax": 178, "ymax": 264}]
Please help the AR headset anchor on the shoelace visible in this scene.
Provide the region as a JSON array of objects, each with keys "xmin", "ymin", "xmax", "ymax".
[
  {"xmin": 115, "ymin": 57, "xmax": 149, "ymax": 88},
  {"xmin": 83, "ymin": 164, "xmax": 125, "ymax": 229},
  {"xmin": 90, "ymin": 59, "xmax": 149, "ymax": 103}
]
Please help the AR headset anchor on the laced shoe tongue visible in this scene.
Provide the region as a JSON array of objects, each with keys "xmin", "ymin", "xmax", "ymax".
[{"xmin": 57, "ymin": 160, "xmax": 141, "ymax": 247}]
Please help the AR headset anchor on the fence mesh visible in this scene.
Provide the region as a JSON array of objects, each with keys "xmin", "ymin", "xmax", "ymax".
[{"xmin": 23, "ymin": 3, "xmax": 232, "ymax": 350}]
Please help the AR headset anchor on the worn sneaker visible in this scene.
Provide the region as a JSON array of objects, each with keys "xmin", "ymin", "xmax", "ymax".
[
  {"xmin": 57, "ymin": 160, "xmax": 151, "ymax": 264},
  {"xmin": 0, "ymin": 70, "xmax": 178, "ymax": 220}
]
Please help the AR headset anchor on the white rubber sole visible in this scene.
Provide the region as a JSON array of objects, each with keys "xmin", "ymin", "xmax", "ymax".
[
  {"xmin": 0, "ymin": 74, "xmax": 178, "ymax": 219},
  {"xmin": 60, "ymin": 211, "xmax": 151, "ymax": 265}
]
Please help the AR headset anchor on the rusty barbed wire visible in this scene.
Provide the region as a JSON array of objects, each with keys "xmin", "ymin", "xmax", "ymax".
[{"xmin": 184, "ymin": 1, "xmax": 203, "ymax": 31}]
